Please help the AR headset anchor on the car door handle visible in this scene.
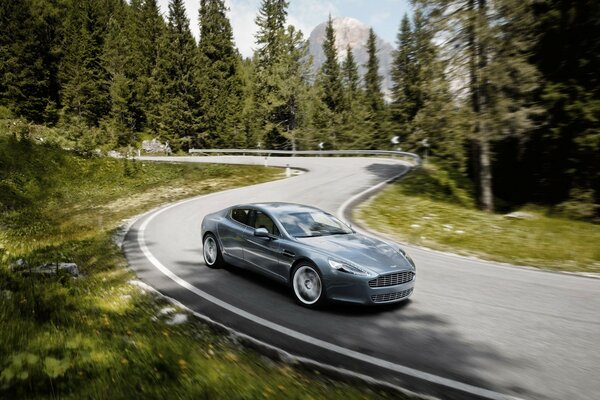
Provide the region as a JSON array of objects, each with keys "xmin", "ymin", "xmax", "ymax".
[{"xmin": 281, "ymin": 249, "xmax": 295, "ymax": 258}]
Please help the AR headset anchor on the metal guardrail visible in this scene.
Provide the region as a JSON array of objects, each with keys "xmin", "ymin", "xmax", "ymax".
[{"xmin": 188, "ymin": 148, "xmax": 421, "ymax": 165}]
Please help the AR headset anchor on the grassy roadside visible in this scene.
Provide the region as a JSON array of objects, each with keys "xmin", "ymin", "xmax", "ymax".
[
  {"xmin": 0, "ymin": 135, "xmax": 405, "ymax": 399},
  {"xmin": 357, "ymin": 163, "xmax": 600, "ymax": 273}
]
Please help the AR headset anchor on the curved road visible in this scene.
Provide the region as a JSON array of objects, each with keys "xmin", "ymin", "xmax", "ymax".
[{"xmin": 124, "ymin": 156, "xmax": 600, "ymax": 400}]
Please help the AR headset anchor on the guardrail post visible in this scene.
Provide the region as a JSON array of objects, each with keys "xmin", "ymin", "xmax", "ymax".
[{"xmin": 286, "ymin": 164, "xmax": 291, "ymax": 177}]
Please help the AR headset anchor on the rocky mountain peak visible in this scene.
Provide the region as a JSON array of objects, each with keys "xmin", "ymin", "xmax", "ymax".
[{"xmin": 307, "ymin": 17, "xmax": 394, "ymax": 94}]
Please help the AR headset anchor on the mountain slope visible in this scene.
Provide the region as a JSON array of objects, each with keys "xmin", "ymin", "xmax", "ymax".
[{"xmin": 307, "ymin": 17, "xmax": 394, "ymax": 94}]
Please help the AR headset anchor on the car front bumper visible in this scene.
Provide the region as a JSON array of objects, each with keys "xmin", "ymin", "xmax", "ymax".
[{"xmin": 325, "ymin": 270, "xmax": 416, "ymax": 305}]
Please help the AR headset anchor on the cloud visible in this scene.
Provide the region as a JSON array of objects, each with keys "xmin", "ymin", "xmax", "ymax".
[
  {"xmin": 287, "ymin": 0, "xmax": 338, "ymax": 37},
  {"xmin": 368, "ymin": 11, "xmax": 392, "ymax": 28},
  {"xmin": 225, "ymin": 0, "xmax": 261, "ymax": 58},
  {"xmin": 183, "ymin": 0, "xmax": 201, "ymax": 39}
]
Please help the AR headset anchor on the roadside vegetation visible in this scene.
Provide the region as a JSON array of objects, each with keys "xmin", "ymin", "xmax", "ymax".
[
  {"xmin": 357, "ymin": 164, "xmax": 600, "ymax": 273},
  {"xmin": 0, "ymin": 132, "xmax": 404, "ymax": 399}
]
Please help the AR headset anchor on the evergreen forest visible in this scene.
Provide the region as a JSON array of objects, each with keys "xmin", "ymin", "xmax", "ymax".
[{"xmin": 1, "ymin": 0, "xmax": 598, "ymax": 218}]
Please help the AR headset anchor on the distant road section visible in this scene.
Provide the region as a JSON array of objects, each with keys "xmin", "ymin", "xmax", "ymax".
[{"xmin": 124, "ymin": 155, "xmax": 600, "ymax": 400}]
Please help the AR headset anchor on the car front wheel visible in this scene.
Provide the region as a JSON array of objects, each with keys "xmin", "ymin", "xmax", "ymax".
[
  {"xmin": 292, "ymin": 264, "xmax": 325, "ymax": 308},
  {"xmin": 203, "ymin": 234, "xmax": 223, "ymax": 268}
]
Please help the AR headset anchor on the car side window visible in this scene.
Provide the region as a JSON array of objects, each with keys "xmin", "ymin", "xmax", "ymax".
[
  {"xmin": 231, "ymin": 208, "xmax": 251, "ymax": 226},
  {"xmin": 253, "ymin": 211, "xmax": 280, "ymax": 236}
]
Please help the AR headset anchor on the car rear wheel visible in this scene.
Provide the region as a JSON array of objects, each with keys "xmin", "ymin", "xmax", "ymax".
[
  {"xmin": 203, "ymin": 234, "xmax": 223, "ymax": 268},
  {"xmin": 292, "ymin": 264, "xmax": 325, "ymax": 308}
]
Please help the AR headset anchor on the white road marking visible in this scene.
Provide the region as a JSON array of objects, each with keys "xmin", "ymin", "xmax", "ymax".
[
  {"xmin": 135, "ymin": 167, "xmax": 523, "ymax": 400},
  {"xmin": 336, "ymin": 166, "xmax": 410, "ymax": 229}
]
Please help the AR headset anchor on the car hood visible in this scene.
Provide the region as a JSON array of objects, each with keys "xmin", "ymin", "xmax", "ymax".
[{"xmin": 297, "ymin": 233, "xmax": 413, "ymax": 274}]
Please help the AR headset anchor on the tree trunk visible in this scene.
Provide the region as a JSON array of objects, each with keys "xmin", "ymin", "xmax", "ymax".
[
  {"xmin": 468, "ymin": 0, "xmax": 494, "ymax": 212},
  {"xmin": 479, "ymin": 137, "xmax": 494, "ymax": 212},
  {"xmin": 476, "ymin": 0, "xmax": 493, "ymax": 212}
]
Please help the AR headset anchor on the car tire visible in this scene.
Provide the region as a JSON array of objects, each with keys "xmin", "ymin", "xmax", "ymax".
[
  {"xmin": 291, "ymin": 263, "xmax": 326, "ymax": 308},
  {"xmin": 203, "ymin": 233, "xmax": 224, "ymax": 268}
]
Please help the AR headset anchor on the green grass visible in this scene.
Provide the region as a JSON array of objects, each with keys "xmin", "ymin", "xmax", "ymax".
[
  {"xmin": 0, "ymin": 133, "xmax": 406, "ymax": 399},
  {"xmin": 357, "ymin": 164, "xmax": 600, "ymax": 273}
]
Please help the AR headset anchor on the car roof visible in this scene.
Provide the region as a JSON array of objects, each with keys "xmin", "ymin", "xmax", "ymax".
[{"xmin": 232, "ymin": 202, "xmax": 326, "ymax": 217}]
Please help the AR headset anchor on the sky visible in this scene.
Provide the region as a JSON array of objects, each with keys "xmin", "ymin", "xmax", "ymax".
[{"xmin": 157, "ymin": 0, "xmax": 412, "ymax": 58}]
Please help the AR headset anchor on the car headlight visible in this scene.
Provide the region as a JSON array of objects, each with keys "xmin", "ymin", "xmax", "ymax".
[
  {"xmin": 328, "ymin": 259, "xmax": 373, "ymax": 276},
  {"xmin": 398, "ymin": 248, "xmax": 416, "ymax": 269}
]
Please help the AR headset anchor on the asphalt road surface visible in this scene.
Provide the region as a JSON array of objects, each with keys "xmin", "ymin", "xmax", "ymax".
[{"xmin": 123, "ymin": 155, "xmax": 600, "ymax": 400}]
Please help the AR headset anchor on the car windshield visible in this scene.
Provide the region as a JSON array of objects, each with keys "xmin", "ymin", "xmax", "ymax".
[{"xmin": 279, "ymin": 211, "xmax": 353, "ymax": 238}]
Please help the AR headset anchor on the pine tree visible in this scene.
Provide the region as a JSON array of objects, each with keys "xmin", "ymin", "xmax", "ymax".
[
  {"xmin": 59, "ymin": 0, "xmax": 114, "ymax": 127},
  {"xmin": 389, "ymin": 9, "xmax": 463, "ymax": 163},
  {"xmin": 340, "ymin": 45, "xmax": 370, "ymax": 148},
  {"xmin": 239, "ymin": 58, "xmax": 260, "ymax": 148},
  {"xmin": 151, "ymin": 0, "xmax": 199, "ymax": 151},
  {"xmin": 312, "ymin": 16, "xmax": 346, "ymax": 149},
  {"xmin": 101, "ymin": 0, "xmax": 148, "ymax": 147},
  {"xmin": 390, "ymin": 14, "xmax": 416, "ymax": 133},
  {"xmin": 254, "ymin": 0, "xmax": 288, "ymax": 67},
  {"xmin": 342, "ymin": 45, "xmax": 360, "ymax": 94},
  {"xmin": 411, "ymin": 54, "xmax": 469, "ymax": 171},
  {"xmin": 364, "ymin": 28, "xmax": 384, "ymax": 113},
  {"xmin": 197, "ymin": 0, "xmax": 244, "ymax": 148},
  {"xmin": 530, "ymin": 0, "xmax": 600, "ymax": 217},
  {"xmin": 412, "ymin": 10, "xmax": 435, "ymax": 116},
  {"xmin": 363, "ymin": 28, "xmax": 387, "ymax": 149},
  {"xmin": 319, "ymin": 15, "xmax": 344, "ymax": 114},
  {"xmin": 252, "ymin": 0, "xmax": 289, "ymax": 148},
  {"xmin": 252, "ymin": 0, "xmax": 311, "ymax": 149},
  {"xmin": 275, "ymin": 26, "xmax": 313, "ymax": 150},
  {"xmin": 127, "ymin": 0, "xmax": 164, "ymax": 79},
  {"xmin": 262, "ymin": 26, "xmax": 312, "ymax": 150},
  {"xmin": 415, "ymin": 0, "xmax": 541, "ymax": 212},
  {"xmin": 0, "ymin": 0, "xmax": 60, "ymax": 123},
  {"xmin": 127, "ymin": 0, "xmax": 165, "ymax": 132}
]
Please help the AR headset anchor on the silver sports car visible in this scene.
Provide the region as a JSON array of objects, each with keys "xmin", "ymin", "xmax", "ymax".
[{"xmin": 201, "ymin": 203, "xmax": 416, "ymax": 307}]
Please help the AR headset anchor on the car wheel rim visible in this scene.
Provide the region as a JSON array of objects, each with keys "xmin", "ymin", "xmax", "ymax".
[
  {"xmin": 204, "ymin": 237, "xmax": 217, "ymax": 265},
  {"xmin": 293, "ymin": 266, "xmax": 322, "ymax": 305}
]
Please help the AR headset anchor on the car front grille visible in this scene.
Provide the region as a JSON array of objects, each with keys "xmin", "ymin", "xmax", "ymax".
[
  {"xmin": 371, "ymin": 288, "xmax": 413, "ymax": 303},
  {"xmin": 368, "ymin": 271, "xmax": 414, "ymax": 288}
]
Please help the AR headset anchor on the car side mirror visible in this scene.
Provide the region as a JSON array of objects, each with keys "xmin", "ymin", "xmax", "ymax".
[{"xmin": 254, "ymin": 227, "xmax": 270, "ymax": 238}]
